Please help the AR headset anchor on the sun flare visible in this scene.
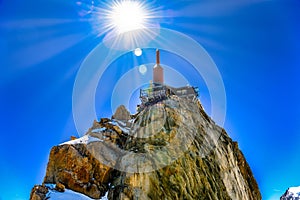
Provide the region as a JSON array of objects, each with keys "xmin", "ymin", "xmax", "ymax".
[
  {"xmin": 106, "ymin": 1, "xmax": 150, "ymax": 34},
  {"xmin": 91, "ymin": 0, "xmax": 160, "ymax": 49}
]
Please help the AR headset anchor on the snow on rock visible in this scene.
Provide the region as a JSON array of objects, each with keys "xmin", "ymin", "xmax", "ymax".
[
  {"xmin": 101, "ymin": 191, "xmax": 108, "ymax": 200},
  {"xmin": 118, "ymin": 126, "xmax": 130, "ymax": 134},
  {"xmin": 109, "ymin": 121, "xmax": 117, "ymax": 126},
  {"xmin": 281, "ymin": 186, "xmax": 300, "ymax": 199},
  {"xmin": 92, "ymin": 127, "xmax": 107, "ymax": 133},
  {"xmin": 128, "ymin": 119, "xmax": 135, "ymax": 123},
  {"xmin": 48, "ymin": 188, "xmax": 93, "ymax": 200},
  {"xmin": 114, "ymin": 120, "xmax": 131, "ymax": 133},
  {"xmin": 60, "ymin": 135, "xmax": 103, "ymax": 145},
  {"xmin": 115, "ymin": 120, "xmax": 126, "ymax": 127},
  {"xmin": 47, "ymin": 188, "xmax": 109, "ymax": 200},
  {"xmin": 289, "ymin": 187, "xmax": 300, "ymax": 196},
  {"xmin": 43, "ymin": 184, "xmax": 93, "ymax": 200}
]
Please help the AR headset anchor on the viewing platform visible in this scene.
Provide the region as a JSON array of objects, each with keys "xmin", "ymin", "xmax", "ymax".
[{"xmin": 137, "ymin": 49, "xmax": 199, "ymax": 111}]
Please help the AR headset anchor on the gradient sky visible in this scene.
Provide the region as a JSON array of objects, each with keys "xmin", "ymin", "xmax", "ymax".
[{"xmin": 1, "ymin": 0, "xmax": 300, "ymax": 199}]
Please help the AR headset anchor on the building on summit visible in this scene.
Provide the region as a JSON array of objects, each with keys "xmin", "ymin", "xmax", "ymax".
[{"xmin": 138, "ymin": 49, "xmax": 199, "ymax": 111}]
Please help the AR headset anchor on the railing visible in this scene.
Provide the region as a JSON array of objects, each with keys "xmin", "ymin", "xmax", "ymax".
[
  {"xmin": 139, "ymin": 85, "xmax": 199, "ymax": 104},
  {"xmin": 140, "ymin": 85, "xmax": 168, "ymax": 104}
]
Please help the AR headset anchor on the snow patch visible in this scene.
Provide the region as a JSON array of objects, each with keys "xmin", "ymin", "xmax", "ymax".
[
  {"xmin": 128, "ymin": 119, "xmax": 135, "ymax": 123},
  {"xmin": 92, "ymin": 127, "xmax": 107, "ymax": 133},
  {"xmin": 282, "ymin": 186, "xmax": 300, "ymax": 199},
  {"xmin": 118, "ymin": 126, "xmax": 130, "ymax": 134},
  {"xmin": 60, "ymin": 135, "xmax": 103, "ymax": 145},
  {"xmin": 114, "ymin": 120, "xmax": 131, "ymax": 133},
  {"xmin": 288, "ymin": 186, "xmax": 300, "ymax": 196},
  {"xmin": 45, "ymin": 184, "xmax": 109, "ymax": 200},
  {"xmin": 101, "ymin": 191, "xmax": 109, "ymax": 200},
  {"xmin": 109, "ymin": 121, "xmax": 117, "ymax": 125},
  {"xmin": 115, "ymin": 120, "xmax": 126, "ymax": 126},
  {"xmin": 48, "ymin": 189, "xmax": 93, "ymax": 200}
]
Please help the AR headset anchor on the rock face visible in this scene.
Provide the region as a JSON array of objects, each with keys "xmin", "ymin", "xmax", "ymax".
[
  {"xmin": 30, "ymin": 96, "xmax": 261, "ymax": 200},
  {"xmin": 43, "ymin": 142, "xmax": 112, "ymax": 199}
]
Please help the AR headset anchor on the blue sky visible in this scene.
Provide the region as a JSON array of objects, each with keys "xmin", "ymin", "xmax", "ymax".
[{"xmin": 1, "ymin": 0, "xmax": 300, "ymax": 199}]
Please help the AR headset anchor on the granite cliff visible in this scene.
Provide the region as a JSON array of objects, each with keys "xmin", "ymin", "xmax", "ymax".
[{"xmin": 30, "ymin": 96, "xmax": 261, "ymax": 200}]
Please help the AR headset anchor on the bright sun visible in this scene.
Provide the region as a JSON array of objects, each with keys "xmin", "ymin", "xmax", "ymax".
[
  {"xmin": 93, "ymin": 0, "xmax": 159, "ymax": 49},
  {"xmin": 107, "ymin": 1, "xmax": 149, "ymax": 34}
]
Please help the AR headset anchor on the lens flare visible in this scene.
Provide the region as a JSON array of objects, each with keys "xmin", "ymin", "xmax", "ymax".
[
  {"xmin": 138, "ymin": 64, "xmax": 147, "ymax": 74},
  {"xmin": 134, "ymin": 48, "xmax": 142, "ymax": 56}
]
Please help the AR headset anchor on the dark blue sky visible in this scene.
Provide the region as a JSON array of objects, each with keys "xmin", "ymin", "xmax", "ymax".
[{"xmin": 1, "ymin": 0, "xmax": 300, "ymax": 199}]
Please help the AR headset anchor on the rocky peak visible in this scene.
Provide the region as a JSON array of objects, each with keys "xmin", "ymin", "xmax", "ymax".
[
  {"xmin": 30, "ymin": 96, "xmax": 261, "ymax": 199},
  {"xmin": 112, "ymin": 105, "xmax": 131, "ymax": 121},
  {"xmin": 281, "ymin": 186, "xmax": 300, "ymax": 200}
]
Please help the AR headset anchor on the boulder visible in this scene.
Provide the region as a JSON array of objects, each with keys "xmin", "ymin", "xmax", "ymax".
[
  {"xmin": 55, "ymin": 182, "xmax": 65, "ymax": 192},
  {"xmin": 43, "ymin": 144, "xmax": 112, "ymax": 199},
  {"xmin": 29, "ymin": 185, "xmax": 48, "ymax": 200}
]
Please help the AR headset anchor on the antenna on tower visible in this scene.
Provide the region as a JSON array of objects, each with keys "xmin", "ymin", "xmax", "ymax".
[{"xmin": 156, "ymin": 49, "xmax": 160, "ymax": 64}]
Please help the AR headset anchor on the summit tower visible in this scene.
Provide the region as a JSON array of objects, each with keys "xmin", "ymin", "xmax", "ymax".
[{"xmin": 153, "ymin": 49, "xmax": 164, "ymax": 85}]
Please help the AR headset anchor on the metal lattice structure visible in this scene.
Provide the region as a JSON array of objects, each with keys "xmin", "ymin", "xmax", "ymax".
[{"xmin": 138, "ymin": 84, "xmax": 199, "ymax": 111}]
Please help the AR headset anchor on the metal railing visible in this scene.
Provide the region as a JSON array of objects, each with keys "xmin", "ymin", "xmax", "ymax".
[{"xmin": 140, "ymin": 85, "xmax": 198, "ymax": 102}]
